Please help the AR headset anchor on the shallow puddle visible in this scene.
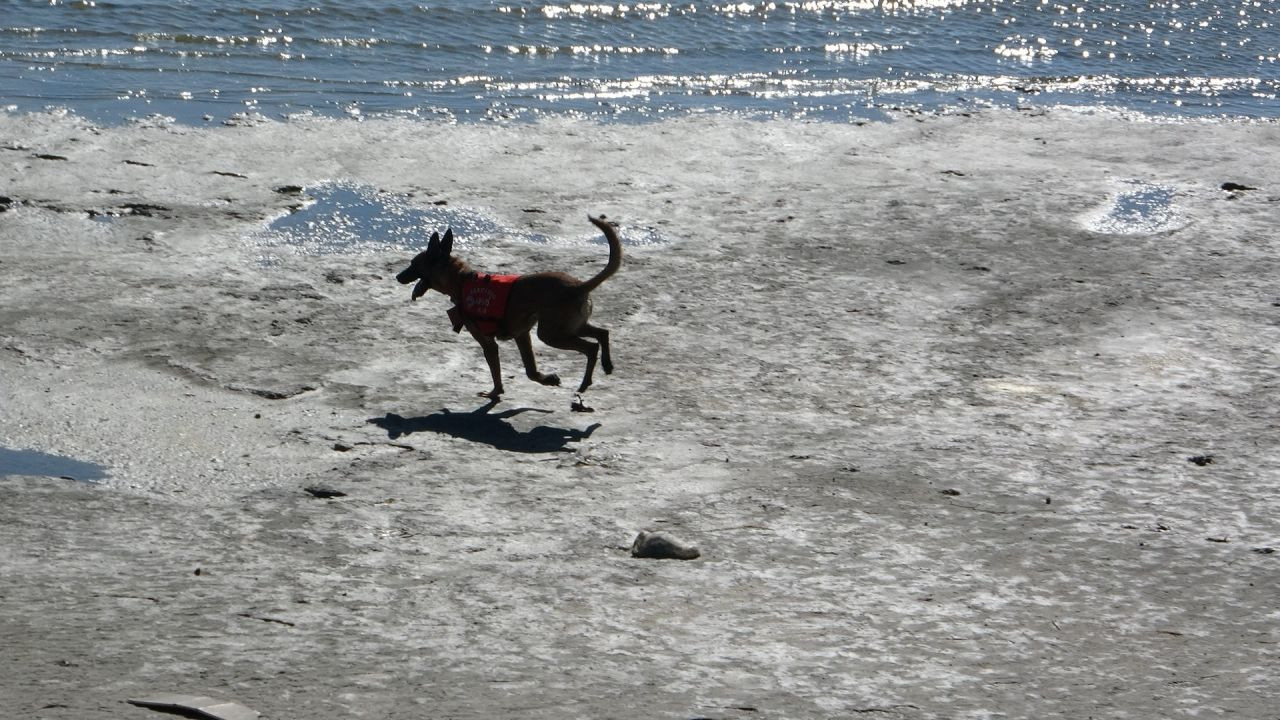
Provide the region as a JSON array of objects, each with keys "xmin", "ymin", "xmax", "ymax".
[
  {"xmin": 253, "ymin": 181, "xmax": 665, "ymax": 262},
  {"xmin": 1085, "ymin": 180, "xmax": 1182, "ymax": 235},
  {"xmin": 0, "ymin": 447, "xmax": 107, "ymax": 483}
]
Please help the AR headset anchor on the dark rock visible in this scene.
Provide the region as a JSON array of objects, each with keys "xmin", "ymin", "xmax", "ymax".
[
  {"xmin": 939, "ymin": 488, "xmax": 961, "ymax": 496},
  {"xmin": 1187, "ymin": 455, "xmax": 1214, "ymax": 466},
  {"xmin": 304, "ymin": 486, "xmax": 346, "ymax": 499},
  {"xmin": 122, "ymin": 203, "xmax": 171, "ymax": 217},
  {"xmin": 630, "ymin": 530, "xmax": 700, "ymax": 560},
  {"xmin": 1221, "ymin": 182, "xmax": 1257, "ymax": 192},
  {"xmin": 275, "ymin": 185, "xmax": 305, "ymax": 194},
  {"xmin": 34, "ymin": 153, "xmax": 68, "ymax": 161}
]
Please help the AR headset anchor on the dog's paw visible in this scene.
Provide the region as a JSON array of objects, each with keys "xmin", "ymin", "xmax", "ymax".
[
  {"xmin": 540, "ymin": 373, "xmax": 561, "ymax": 387},
  {"xmin": 602, "ymin": 360, "xmax": 614, "ymax": 375}
]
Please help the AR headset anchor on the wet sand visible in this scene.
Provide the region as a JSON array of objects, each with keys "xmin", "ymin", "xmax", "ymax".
[{"xmin": 2, "ymin": 109, "xmax": 1278, "ymax": 718}]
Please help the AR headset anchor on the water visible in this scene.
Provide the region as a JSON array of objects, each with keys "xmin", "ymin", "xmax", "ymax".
[
  {"xmin": 2, "ymin": 0, "xmax": 1277, "ymax": 125},
  {"xmin": 0, "ymin": 446, "xmax": 108, "ymax": 482},
  {"xmin": 1084, "ymin": 179, "xmax": 1183, "ymax": 235},
  {"xmin": 252, "ymin": 181, "xmax": 668, "ymax": 261}
]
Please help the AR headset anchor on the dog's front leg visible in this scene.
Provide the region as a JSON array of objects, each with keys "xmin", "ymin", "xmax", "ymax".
[
  {"xmin": 472, "ymin": 331, "xmax": 505, "ymax": 399},
  {"xmin": 515, "ymin": 332, "xmax": 561, "ymax": 388}
]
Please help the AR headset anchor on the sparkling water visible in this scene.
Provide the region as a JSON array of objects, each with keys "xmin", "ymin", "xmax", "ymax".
[{"xmin": 2, "ymin": 0, "xmax": 1277, "ymax": 124}]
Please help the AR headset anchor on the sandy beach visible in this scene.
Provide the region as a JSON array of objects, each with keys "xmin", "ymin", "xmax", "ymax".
[{"xmin": 2, "ymin": 109, "xmax": 1278, "ymax": 718}]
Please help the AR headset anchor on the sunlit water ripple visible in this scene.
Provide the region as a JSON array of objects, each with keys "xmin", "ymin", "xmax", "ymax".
[{"xmin": 2, "ymin": 0, "xmax": 1277, "ymax": 124}]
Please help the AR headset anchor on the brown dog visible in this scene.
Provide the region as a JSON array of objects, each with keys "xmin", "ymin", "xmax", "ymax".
[{"xmin": 396, "ymin": 215, "xmax": 620, "ymax": 410}]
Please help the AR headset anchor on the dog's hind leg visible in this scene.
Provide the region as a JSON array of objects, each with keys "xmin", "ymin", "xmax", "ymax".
[
  {"xmin": 537, "ymin": 327, "xmax": 600, "ymax": 394},
  {"xmin": 580, "ymin": 323, "xmax": 612, "ymax": 375},
  {"xmin": 515, "ymin": 331, "xmax": 562, "ymax": 387}
]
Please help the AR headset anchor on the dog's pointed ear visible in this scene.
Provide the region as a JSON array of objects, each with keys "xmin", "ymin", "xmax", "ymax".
[
  {"xmin": 427, "ymin": 231, "xmax": 440, "ymax": 255},
  {"xmin": 442, "ymin": 228, "xmax": 454, "ymax": 256}
]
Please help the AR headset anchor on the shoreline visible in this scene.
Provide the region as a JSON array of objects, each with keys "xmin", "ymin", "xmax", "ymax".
[{"xmin": 2, "ymin": 107, "xmax": 1278, "ymax": 718}]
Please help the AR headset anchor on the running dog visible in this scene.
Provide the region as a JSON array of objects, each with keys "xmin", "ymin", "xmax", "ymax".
[{"xmin": 396, "ymin": 215, "xmax": 620, "ymax": 411}]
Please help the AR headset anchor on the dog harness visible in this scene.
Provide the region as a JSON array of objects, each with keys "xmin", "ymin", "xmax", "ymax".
[{"xmin": 448, "ymin": 273, "xmax": 519, "ymax": 336}]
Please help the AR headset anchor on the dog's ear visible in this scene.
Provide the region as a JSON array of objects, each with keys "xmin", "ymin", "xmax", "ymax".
[
  {"xmin": 426, "ymin": 231, "xmax": 440, "ymax": 256},
  {"xmin": 442, "ymin": 228, "xmax": 454, "ymax": 256}
]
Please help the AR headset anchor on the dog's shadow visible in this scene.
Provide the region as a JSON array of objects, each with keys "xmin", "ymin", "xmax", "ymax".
[{"xmin": 368, "ymin": 400, "xmax": 600, "ymax": 454}]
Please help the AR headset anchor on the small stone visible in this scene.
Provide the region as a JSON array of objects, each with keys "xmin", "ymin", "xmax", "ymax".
[
  {"xmin": 1187, "ymin": 455, "xmax": 1214, "ymax": 466},
  {"xmin": 332, "ymin": 443, "xmax": 353, "ymax": 452},
  {"xmin": 630, "ymin": 530, "xmax": 700, "ymax": 560},
  {"xmin": 1221, "ymin": 182, "xmax": 1257, "ymax": 192},
  {"xmin": 939, "ymin": 488, "xmax": 961, "ymax": 496},
  {"xmin": 304, "ymin": 486, "xmax": 346, "ymax": 499}
]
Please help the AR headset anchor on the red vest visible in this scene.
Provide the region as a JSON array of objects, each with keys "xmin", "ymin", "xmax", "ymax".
[{"xmin": 448, "ymin": 273, "xmax": 519, "ymax": 336}]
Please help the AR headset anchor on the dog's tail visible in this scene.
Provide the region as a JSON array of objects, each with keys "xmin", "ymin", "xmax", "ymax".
[{"xmin": 579, "ymin": 215, "xmax": 622, "ymax": 293}]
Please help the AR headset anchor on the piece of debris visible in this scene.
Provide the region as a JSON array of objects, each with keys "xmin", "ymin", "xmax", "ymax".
[
  {"xmin": 1252, "ymin": 547, "xmax": 1275, "ymax": 555},
  {"xmin": 34, "ymin": 153, "xmax": 68, "ymax": 161},
  {"xmin": 228, "ymin": 384, "xmax": 316, "ymax": 400},
  {"xmin": 274, "ymin": 185, "xmax": 304, "ymax": 194},
  {"xmin": 1221, "ymin": 182, "xmax": 1257, "ymax": 192},
  {"xmin": 1187, "ymin": 455, "xmax": 1214, "ymax": 466},
  {"xmin": 212, "ymin": 170, "xmax": 249, "ymax": 179},
  {"xmin": 939, "ymin": 488, "xmax": 961, "ymax": 496},
  {"xmin": 332, "ymin": 442, "xmax": 354, "ymax": 452},
  {"xmin": 304, "ymin": 486, "xmax": 346, "ymax": 499},
  {"xmin": 631, "ymin": 530, "xmax": 700, "ymax": 560},
  {"xmin": 237, "ymin": 612, "xmax": 296, "ymax": 627},
  {"xmin": 128, "ymin": 694, "xmax": 259, "ymax": 720},
  {"xmin": 122, "ymin": 203, "xmax": 171, "ymax": 217},
  {"xmin": 1206, "ymin": 536, "xmax": 1230, "ymax": 543}
]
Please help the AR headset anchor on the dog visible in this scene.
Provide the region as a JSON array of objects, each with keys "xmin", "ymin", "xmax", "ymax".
[{"xmin": 396, "ymin": 214, "xmax": 620, "ymax": 411}]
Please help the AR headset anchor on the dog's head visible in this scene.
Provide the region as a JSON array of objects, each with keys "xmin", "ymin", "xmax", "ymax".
[{"xmin": 396, "ymin": 228, "xmax": 454, "ymax": 301}]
